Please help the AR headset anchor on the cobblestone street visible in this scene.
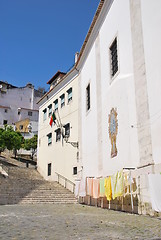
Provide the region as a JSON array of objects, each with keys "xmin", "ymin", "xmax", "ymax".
[{"xmin": 0, "ymin": 204, "xmax": 161, "ymax": 240}]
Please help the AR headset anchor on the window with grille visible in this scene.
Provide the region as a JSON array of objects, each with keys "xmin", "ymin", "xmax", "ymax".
[
  {"xmin": 48, "ymin": 163, "xmax": 51, "ymax": 176},
  {"xmin": 60, "ymin": 94, "xmax": 65, "ymax": 108},
  {"xmin": 19, "ymin": 125, "xmax": 23, "ymax": 130},
  {"xmin": 64, "ymin": 123, "xmax": 70, "ymax": 137},
  {"xmin": 54, "ymin": 99, "xmax": 58, "ymax": 111},
  {"xmin": 28, "ymin": 111, "xmax": 32, "ymax": 116},
  {"xmin": 43, "ymin": 108, "xmax": 47, "ymax": 121},
  {"xmin": 86, "ymin": 84, "xmax": 90, "ymax": 111},
  {"xmin": 3, "ymin": 120, "xmax": 7, "ymax": 125},
  {"xmin": 73, "ymin": 167, "xmax": 77, "ymax": 175},
  {"xmin": 67, "ymin": 88, "xmax": 72, "ymax": 103},
  {"xmin": 55, "ymin": 128, "xmax": 61, "ymax": 142},
  {"xmin": 48, "ymin": 104, "xmax": 52, "ymax": 117},
  {"xmin": 110, "ymin": 37, "xmax": 118, "ymax": 78},
  {"xmin": 47, "ymin": 132, "xmax": 52, "ymax": 145}
]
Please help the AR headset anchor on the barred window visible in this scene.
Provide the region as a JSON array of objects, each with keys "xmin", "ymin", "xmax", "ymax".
[
  {"xmin": 54, "ymin": 99, "xmax": 58, "ymax": 111},
  {"xmin": 60, "ymin": 94, "xmax": 65, "ymax": 108},
  {"xmin": 64, "ymin": 123, "xmax": 70, "ymax": 137},
  {"xmin": 43, "ymin": 108, "xmax": 47, "ymax": 121},
  {"xmin": 47, "ymin": 132, "xmax": 52, "ymax": 145},
  {"xmin": 28, "ymin": 111, "xmax": 32, "ymax": 116},
  {"xmin": 55, "ymin": 128, "xmax": 61, "ymax": 142},
  {"xmin": 67, "ymin": 88, "xmax": 72, "ymax": 103},
  {"xmin": 48, "ymin": 163, "xmax": 51, "ymax": 176},
  {"xmin": 73, "ymin": 167, "xmax": 77, "ymax": 175},
  {"xmin": 86, "ymin": 84, "xmax": 90, "ymax": 111},
  {"xmin": 48, "ymin": 104, "xmax": 52, "ymax": 117},
  {"xmin": 110, "ymin": 37, "xmax": 118, "ymax": 78}
]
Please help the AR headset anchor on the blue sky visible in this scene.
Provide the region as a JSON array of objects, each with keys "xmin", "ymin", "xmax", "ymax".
[{"xmin": 0, "ymin": 0, "xmax": 100, "ymax": 90}]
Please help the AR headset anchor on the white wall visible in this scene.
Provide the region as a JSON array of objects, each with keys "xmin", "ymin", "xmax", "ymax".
[
  {"xmin": 141, "ymin": 0, "xmax": 161, "ymax": 165},
  {"xmin": 80, "ymin": 0, "xmax": 140, "ymax": 179},
  {"xmin": 37, "ymin": 74, "xmax": 78, "ymax": 186},
  {"xmin": 0, "ymin": 86, "xmax": 41, "ymax": 125}
]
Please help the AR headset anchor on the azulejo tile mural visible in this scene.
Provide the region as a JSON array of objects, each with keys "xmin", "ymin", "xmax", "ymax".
[{"xmin": 108, "ymin": 108, "xmax": 118, "ymax": 158}]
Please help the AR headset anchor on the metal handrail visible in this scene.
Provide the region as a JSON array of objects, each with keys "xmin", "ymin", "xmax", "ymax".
[{"xmin": 55, "ymin": 172, "xmax": 75, "ymax": 193}]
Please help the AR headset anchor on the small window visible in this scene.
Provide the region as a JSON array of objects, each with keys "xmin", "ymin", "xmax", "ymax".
[
  {"xmin": 110, "ymin": 37, "xmax": 118, "ymax": 78},
  {"xmin": 67, "ymin": 88, "xmax": 72, "ymax": 103},
  {"xmin": 19, "ymin": 125, "xmax": 23, "ymax": 130},
  {"xmin": 4, "ymin": 109, "xmax": 8, "ymax": 113},
  {"xmin": 47, "ymin": 132, "xmax": 52, "ymax": 145},
  {"xmin": 48, "ymin": 163, "xmax": 51, "ymax": 176},
  {"xmin": 64, "ymin": 123, "xmax": 70, "ymax": 137},
  {"xmin": 86, "ymin": 84, "xmax": 90, "ymax": 111},
  {"xmin": 54, "ymin": 99, "xmax": 58, "ymax": 111},
  {"xmin": 55, "ymin": 128, "xmax": 61, "ymax": 142},
  {"xmin": 73, "ymin": 167, "xmax": 77, "ymax": 175},
  {"xmin": 48, "ymin": 104, "xmax": 52, "ymax": 117},
  {"xmin": 18, "ymin": 110, "xmax": 21, "ymax": 115},
  {"xmin": 60, "ymin": 94, "xmax": 65, "ymax": 108},
  {"xmin": 3, "ymin": 120, "xmax": 7, "ymax": 125},
  {"xmin": 43, "ymin": 108, "xmax": 47, "ymax": 121},
  {"xmin": 28, "ymin": 111, "xmax": 32, "ymax": 116}
]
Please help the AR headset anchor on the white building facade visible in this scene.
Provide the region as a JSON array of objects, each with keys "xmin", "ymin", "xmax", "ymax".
[
  {"xmin": 0, "ymin": 81, "xmax": 42, "ymax": 126},
  {"xmin": 37, "ymin": 0, "xmax": 161, "ymax": 215},
  {"xmin": 37, "ymin": 70, "xmax": 79, "ymax": 191},
  {"xmin": 75, "ymin": 0, "xmax": 161, "ymax": 214}
]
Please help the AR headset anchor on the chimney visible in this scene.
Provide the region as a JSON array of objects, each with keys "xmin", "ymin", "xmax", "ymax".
[{"xmin": 75, "ymin": 52, "xmax": 79, "ymax": 64}]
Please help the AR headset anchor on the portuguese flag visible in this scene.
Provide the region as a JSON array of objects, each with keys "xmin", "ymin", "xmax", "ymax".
[{"xmin": 49, "ymin": 112, "xmax": 56, "ymax": 126}]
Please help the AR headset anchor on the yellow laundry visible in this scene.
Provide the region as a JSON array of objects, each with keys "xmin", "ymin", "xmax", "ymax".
[
  {"xmin": 104, "ymin": 177, "xmax": 112, "ymax": 201},
  {"xmin": 111, "ymin": 172, "xmax": 118, "ymax": 199},
  {"xmin": 116, "ymin": 170, "xmax": 124, "ymax": 197},
  {"xmin": 111, "ymin": 170, "xmax": 124, "ymax": 199}
]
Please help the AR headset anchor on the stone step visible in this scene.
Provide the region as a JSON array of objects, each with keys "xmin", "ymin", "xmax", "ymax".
[{"xmin": 0, "ymin": 158, "xmax": 77, "ymax": 205}]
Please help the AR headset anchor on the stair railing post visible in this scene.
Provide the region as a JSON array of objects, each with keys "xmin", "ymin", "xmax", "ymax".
[{"xmin": 65, "ymin": 178, "xmax": 67, "ymax": 188}]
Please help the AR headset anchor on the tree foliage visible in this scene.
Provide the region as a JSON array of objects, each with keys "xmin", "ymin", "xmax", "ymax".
[
  {"xmin": 0, "ymin": 128, "xmax": 5, "ymax": 154},
  {"xmin": 24, "ymin": 135, "xmax": 38, "ymax": 159},
  {"xmin": 0, "ymin": 126, "xmax": 24, "ymax": 157}
]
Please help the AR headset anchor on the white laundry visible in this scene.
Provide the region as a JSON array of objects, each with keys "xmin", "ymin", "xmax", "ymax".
[{"xmin": 148, "ymin": 174, "xmax": 161, "ymax": 212}]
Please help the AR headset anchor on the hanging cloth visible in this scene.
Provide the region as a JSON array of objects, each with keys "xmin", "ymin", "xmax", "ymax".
[
  {"xmin": 148, "ymin": 174, "xmax": 161, "ymax": 212},
  {"xmin": 99, "ymin": 178, "xmax": 105, "ymax": 197},
  {"xmin": 79, "ymin": 177, "xmax": 86, "ymax": 197},
  {"xmin": 115, "ymin": 170, "xmax": 124, "ymax": 198},
  {"xmin": 87, "ymin": 178, "xmax": 93, "ymax": 196},
  {"xmin": 104, "ymin": 177, "xmax": 112, "ymax": 201},
  {"xmin": 111, "ymin": 172, "xmax": 118, "ymax": 199},
  {"xmin": 93, "ymin": 178, "xmax": 100, "ymax": 199}
]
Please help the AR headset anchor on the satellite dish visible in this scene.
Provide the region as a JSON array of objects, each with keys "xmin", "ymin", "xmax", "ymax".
[{"xmin": 0, "ymin": 85, "xmax": 2, "ymax": 89}]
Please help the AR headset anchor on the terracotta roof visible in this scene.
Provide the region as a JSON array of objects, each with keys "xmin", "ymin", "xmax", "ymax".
[
  {"xmin": 47, "ymin": 71, "xmax": 66, "ymax": 85},
  {"xmin": 0, "ymin": 105, "xmax": 10, "ymax": 109}
]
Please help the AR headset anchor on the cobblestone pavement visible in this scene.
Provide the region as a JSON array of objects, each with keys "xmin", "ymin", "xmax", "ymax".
[{"xmin": 0, "ymin": 204, "xmax": 161, "ymax": 240}]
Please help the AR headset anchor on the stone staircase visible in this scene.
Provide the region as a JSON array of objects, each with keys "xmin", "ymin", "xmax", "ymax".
[{"xmin": 0, "ymin": 156, "xmax": 77, "ymax": 205}]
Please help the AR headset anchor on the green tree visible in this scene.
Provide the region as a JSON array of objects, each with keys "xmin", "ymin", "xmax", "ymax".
[
  {"xmin": 2, "ymin": 126, "xmax": 23, "ymax": 158},
  {"xmin": 12, "ymin": 131, "xmax": 24, "ymax": 158},
  {"xmin": 0, "ymin": 128, "xmax": 5, "ymax": 155},
  {"xmin": 24, "ymin": 135, "xmax": 38, "ymax": 160}
]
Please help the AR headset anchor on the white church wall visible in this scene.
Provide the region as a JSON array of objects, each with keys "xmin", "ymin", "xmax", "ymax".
[{"xmin": 141, "ymin": 0, "xmax": 161, "ymax": 165}]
